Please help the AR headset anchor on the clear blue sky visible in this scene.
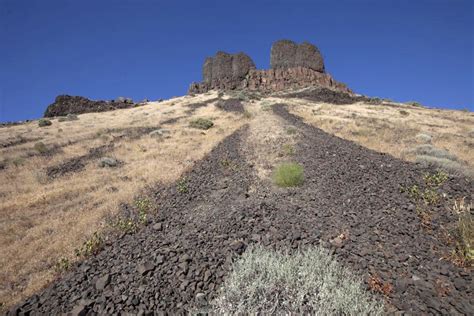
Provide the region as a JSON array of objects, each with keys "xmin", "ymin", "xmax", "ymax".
[{"xmin": 1, "ymin": 0, "xmax": 472, "ymax": 121}]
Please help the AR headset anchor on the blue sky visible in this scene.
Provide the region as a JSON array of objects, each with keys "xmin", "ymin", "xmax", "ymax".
[{"xmin": 0, "ymin": 0, "xmax": 472, "ymax": 121}]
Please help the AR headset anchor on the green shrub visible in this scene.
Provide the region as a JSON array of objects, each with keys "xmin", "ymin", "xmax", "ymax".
[
  {"xmin": 212, "ymin": 246, "xmax": 384, "ymax": 314},
  {"xmin": 38, "ymin": 119, "xmax": 52, "ymax": 127},
  {"xmin": 273, "ymin": 162, "xmax": 304, "ymax": 187},
  {"xmin": 34, "ymin": 142, "xmax": 48, "ymax": 154},
  {"xmin": 190, "ymin": 118, "xmax": 214, "ymax": 130}
]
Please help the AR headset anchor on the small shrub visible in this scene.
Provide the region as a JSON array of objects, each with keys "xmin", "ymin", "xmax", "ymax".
[
  {"xmin": 411, "ymin": 144, "xmax": 458, "ymax": 161},
  {"xmin": 34, "ymin": 142, "xmax": 48, "ymax": 154},
  {"xmin": 38, "ymin": 119, "xmax": 52, "ymax": 127},
  {"xmin": 415, "ymin": 133, "xmax": 432, "ymax": 143},
  {"xmin": 113, "ymin": 218, "xmax": 138, "ymax": 233},
  {"xmin": 177, "ymin": 177, "xmax": 188, "ymax": 193},
  {"xmin": 285, "ymin": 127, "xmax": 297, "ymax": 135},
  {"xmin": 190, "ymin": 118, "xmax": 214, "ymax": 130},
  {"xmin": 273, "ymin": 162, "xmax": 304, "ymax": 187},
  {"xmin": 423, "ymin": 170, "xmax": 448, "ymax": 187},
  {"xmin": 416, "ymin": 156, "xmax": 474, "ymax": 178},
  {"xmin": 399, "ymin": 110, "xmax": 409, "ymax": 116},
  {"xmin": 12, "ymin": 157, "xmax": 25, "ymax": 167},
  {"xmin": 452, "ymin": 198, "xmax": 473, "ymax": 266},
  {"xmin": 75, "ymin": 232, "xmax": 104, "ymax": 257},
  {"xmin": 135, "ymin": 198, "xmax": 151, "ymax": 223},
  {"xmin": 406, "ymin": 101, "xmax": 423, "ymax": 107},
  {"xmin": 213, "ymin": 246, "xmax": 384, "ymax": 314},
  {"xmin": 243, "ymin": 110, "xmax": 252, "ymax": 119}
]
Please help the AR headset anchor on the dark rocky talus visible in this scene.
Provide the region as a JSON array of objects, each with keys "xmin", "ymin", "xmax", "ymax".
[{"xmin": 44, "ymin": 95, "xmax": 136, "ymax": 117}]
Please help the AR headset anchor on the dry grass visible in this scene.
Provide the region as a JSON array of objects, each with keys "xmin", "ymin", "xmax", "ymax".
[
  {"xmin": 280, "ymin": 98, "xmax": 474, "ymax": 170},
  {"xmin": 0, "ymin": 92, "xmax": 245, "ymax": 308}
]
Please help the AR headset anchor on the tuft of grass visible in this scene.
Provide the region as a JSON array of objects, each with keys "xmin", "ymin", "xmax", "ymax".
[
  {"xmin": 38, "ymin": 119, "xmax": 52, "ymax": 127},
  {"xmin": 190, "ymin": 118, "xmax": 214, "ymax": 130},
  {"xmin": 273, "ymin": 162, "xmax": 304, "ymax": 187},
  {"xmin": 451, "ymin": 198, "xmax": 473, "ymax": 266},
  {"xmin": 399, "ymin": 110, "xmax": 409, "ymax": 116},
  {"xmin": 212, "ymin": 246, "xmax": 384, "ymax": 315},
  {"xmin": 33, "ymin": 142, "xmax": 48, "ymax": 154}
]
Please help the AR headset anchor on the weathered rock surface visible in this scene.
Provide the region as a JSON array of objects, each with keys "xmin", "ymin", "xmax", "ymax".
[
  {"xmin": 244, "ymin": 67, "xmax": 350, "ymax": 93},
  {"xmin": 270, "ymin": 39, "xmax": 325, "ymax": 73},
  {"xmin": 188, "ymin": 51, "xmax": 256, "ymax": 93},
  {"xmin": 44, "ymin": 95, "xmax": 137, "ymax": 117}
]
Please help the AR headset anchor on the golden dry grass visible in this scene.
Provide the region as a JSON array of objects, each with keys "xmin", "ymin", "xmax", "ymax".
[
  {"xmin": 0, "ymin": 91, "xmax": 245, "ymax": 308},
  {"xmin": 276, "ymin": 97, "xmax": 474, "ymax": 169}
]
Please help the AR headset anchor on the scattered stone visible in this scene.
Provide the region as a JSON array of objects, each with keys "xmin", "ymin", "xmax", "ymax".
[
  {"xmin": 95, "ymin": 274, "xmax": 111, "ymax": 291},
  {"xmin": 152, "ymin": 222, "xmax": 163, "ymax": 231},
  {"xmin": 99, "ymin": 157, "xmax": 118, "ymax": 168},
  {"xmin": 137, "ymin": 262, "xmax": 155, "ymax": 275}
]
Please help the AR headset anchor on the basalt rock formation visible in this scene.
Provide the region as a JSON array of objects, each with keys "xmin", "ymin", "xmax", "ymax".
[
  {"xmin": 44, "ymin": 95, "xmax": 136, "ymax": 117},
  {"xmin": 188, "ymin": 40, "xmax": 349, "ymax": 95},
  {"xmin": 189, "ymin": 52, "xmax": 256, "ymax": 93},
  {"xmin": 270, "ymin": 39, "xmax": 325, "ymax": 73}
]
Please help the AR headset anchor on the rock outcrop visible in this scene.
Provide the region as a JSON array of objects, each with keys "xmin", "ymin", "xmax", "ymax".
[
  {"xmin": 188, "ymin": 39, "xmax": 348, "ymax": 95},
  {"xmin": 243, "ymin": 67, "xmax": 350, "ymax": 93},
  {"xmin": 270, "ymin": 40, "xmax": 325, "ymax": 73},
  {"xmin": 44, "ymin": 95, "xmax": 136, "ymax": 117},
  {"xmin": 190, "ymin": 51, "xmax": 256, "ymax": 93}
]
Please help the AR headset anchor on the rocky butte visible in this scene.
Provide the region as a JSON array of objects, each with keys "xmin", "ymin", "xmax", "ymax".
[{"xmin": 188, "ymin": 39, "xmax": 351, "ymax": 94}]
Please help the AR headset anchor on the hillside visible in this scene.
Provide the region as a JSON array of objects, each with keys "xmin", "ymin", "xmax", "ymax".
[{"xmin": 1, "ymin": 40, "xmax": 472, "ymax": 314}]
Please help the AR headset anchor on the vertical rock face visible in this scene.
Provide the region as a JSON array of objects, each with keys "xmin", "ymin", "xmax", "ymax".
[
  {"xmin": 270, "ymin": 39, "xmax": 325, "ymax": 73},
  {"xmin": 202, "ymin": 51, "xmax": 255, "ymax": 83}
]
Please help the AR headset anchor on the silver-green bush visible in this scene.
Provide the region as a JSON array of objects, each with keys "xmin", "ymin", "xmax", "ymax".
[
  {"xmin": 416, "ymin": 155, "xmax": 473, "ymax": 178},
  {"xmin": 212, "ymin": 246, "xmax": 384, "ymax": 315}
]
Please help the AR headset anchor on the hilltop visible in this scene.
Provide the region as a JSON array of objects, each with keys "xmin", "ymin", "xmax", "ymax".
[{"xmin": 1, "ymin": 40, "xmax": 472, "ymax": 314}]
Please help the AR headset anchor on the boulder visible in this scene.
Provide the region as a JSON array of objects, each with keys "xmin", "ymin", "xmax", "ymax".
[{"xmin": 271, "ymin": 39, "xmax": 325, "ymax": 73}]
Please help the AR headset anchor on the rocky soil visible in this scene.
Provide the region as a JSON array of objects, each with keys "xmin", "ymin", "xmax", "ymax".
[{"xmin": 10, "ymin": 104, "xmax": 473, "ymax": 315}]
